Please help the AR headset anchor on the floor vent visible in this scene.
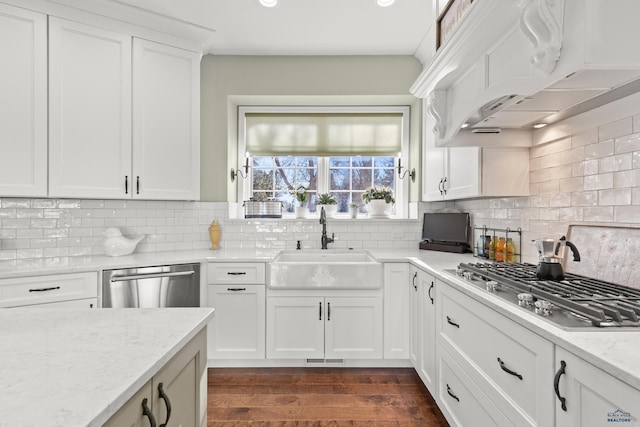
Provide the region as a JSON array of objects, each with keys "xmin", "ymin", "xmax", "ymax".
[{"xmin": 305, "ymin": 358, "xmax": 345, "ymax": 365}]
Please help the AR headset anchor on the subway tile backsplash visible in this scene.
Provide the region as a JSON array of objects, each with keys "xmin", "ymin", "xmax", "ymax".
[
  {"xmin": 0, "ymin": 198, "xmax": 422, "ymax": 261},
  {"xmin": 1, "ymin": 113, "xmax": 639, "ymax": 265}
]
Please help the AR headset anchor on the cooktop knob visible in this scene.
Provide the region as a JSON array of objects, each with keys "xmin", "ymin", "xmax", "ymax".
[
  {"xmin": 486, "ymin": 280, "xmax": 499, "ymax": 292},
  {"xmin": 517, "ymin": 293, "xmax": 533, "ymax": 307},
  {"xmin": 534, "ymin": 299, "xmax": 552, "ymax": 316},
  {"xmin": 463, "ymin": 271, "xmax": 473, "ymax": 280}
]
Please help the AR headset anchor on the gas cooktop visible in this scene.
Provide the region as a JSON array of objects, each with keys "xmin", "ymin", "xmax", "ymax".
[{"xmin": 449, "ymin": 262, "xmax": 640, "ymax": 329}]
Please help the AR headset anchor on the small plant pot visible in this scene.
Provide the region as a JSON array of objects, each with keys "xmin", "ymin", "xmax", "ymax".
[
  {"xmin": 319, "ymin": 204, "xmax": 338, "ymax": 218},
  {"xmin": 295, "ymin": 206, "xmax": 309, "ymax": 219},
  {"xmin": 367, "ymin": 199, "xmax": 389, "ymax": 218},
  {"xmin": 349, "ymin": 206, "xmax": 359, "ymax": 218}
]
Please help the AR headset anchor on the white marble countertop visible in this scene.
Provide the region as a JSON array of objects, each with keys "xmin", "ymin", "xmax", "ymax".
[
  {"xmin": 1, "ymin": 247, "xmax": 640, "ymax": 392},
  {"xmin": 0, "ymin": 307, "xmax": 215, "ymax": 427}
]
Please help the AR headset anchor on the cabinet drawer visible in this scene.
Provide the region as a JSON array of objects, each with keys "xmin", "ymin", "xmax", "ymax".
[
  {"xmin": 0, "ymin": 272, "xmax": 98, "ymax": 307},
  {"xmin": 207, "ymin": 263, "xmax": 265, "ymax": 285},
  {"xmin": 438, "ymin": 284, "xmax": 554, "ymax": 427},
  {"xmin": 437, "ymin": 344, "xmax": 510, "ymax": 427}
]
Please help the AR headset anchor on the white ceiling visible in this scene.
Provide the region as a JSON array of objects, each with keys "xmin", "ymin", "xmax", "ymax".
[{"xmin": 109, "ymin": 0, "xmax": 433, "ymax": 57}]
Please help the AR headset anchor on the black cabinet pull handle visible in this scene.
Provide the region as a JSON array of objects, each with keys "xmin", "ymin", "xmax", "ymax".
[
  {"xmin": 327, "ymin": 302, "xmax": 331, "ymax": 321},
  {"xmin": 428, "ymin": 282, "xmax": 434, "ymax": 304},
  {"xmin": 412, "ymin": 271, "xmax": 417, "ymax": 291},
  {"xmin": 227, "ymin": 272, "xmax": 247, "ymax": 276},
  {"xmin": 141, "ymin": 397, "xmax": 157, "ymax": 427},
  {"xmin": 442, "ymin": 177, "xmax": 447, "ymax": 195},
  {"xmin": 446, "ymin": 316, "xmax": 460, "ymax": 328},
  {"xmin": 227, "ymin": 287, "xmax": 246, "ymax": 292},
  {"xmin": 29, "ymin": 286, "xmax": 60, "ymax": 292},
  {"xmin": 554, "ymin": 360, "xmax": 567, "ymax": 411},
  {"xmin": 125, "ymin": 175, "xmax": 128, "ymax": 194},
  {"xmin": 446, "ymin": 384, "xmax": 459, "ymax": 402},
  {"xmin": 438, "ymin": 178, "xmax": 443, "ymax": 195},
  {"xmin": 136, "ymin": 176, "xmax": 140, "ymax": 194},
  {"xmin": 497, "ymin": 357, "xmax": 523, "ymax": 380},
  {"xmin": 158, "ymin": 382, "xmax": 172, "ymax": 427},
  {"xmin": 319, "ymin": 301, "xmax": 322, "ymax": 320}
]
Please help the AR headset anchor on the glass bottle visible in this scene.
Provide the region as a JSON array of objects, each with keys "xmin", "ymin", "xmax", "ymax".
[
  {"xmin": 506, "ymin": 237, "xmax": 515, "ymax": 263},
  {"xmin": 476, "ymin": 235, "xmax": 485, "ymax": 257},
  {"xmin": 496, "ymin": 237, "xmax": 506, "ymax": 262},
  {"xmin": 484, "ymin": 236, "xmax": 491, "ymax": 259},
  {"xmin": 489, "ymin": 236, "xmax": 497, "ymax": 261}
]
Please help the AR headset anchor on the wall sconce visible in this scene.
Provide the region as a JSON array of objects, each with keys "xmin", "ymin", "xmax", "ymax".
[
  {"xmin": 230, "ymin": 152, "xmax": 250, "ymax": 182},
  {"xmin": 397, "ymin": 153, "xmax": 415, "ymax": 182}
]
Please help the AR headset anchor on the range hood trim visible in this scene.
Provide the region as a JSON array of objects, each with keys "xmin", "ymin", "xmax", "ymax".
[{"xmin": 411, "ymin": 0, "xmax": 640, "ymax": 147}]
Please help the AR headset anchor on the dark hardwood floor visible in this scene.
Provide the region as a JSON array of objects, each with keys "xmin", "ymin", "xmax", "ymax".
[{"xmin": 208, "ymin": 367, "xmax": 449, "ymax": 426}]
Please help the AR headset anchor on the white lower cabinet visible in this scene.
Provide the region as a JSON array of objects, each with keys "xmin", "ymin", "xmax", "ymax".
[
  {"xmin": 436, "ymin": 283, "xmax": 554, "ymax": 427},
  {"xmin": 104, "ymin": 329, "xmax": 207, "ymax": 427},
  {"xmin": 555, "ymin": 346, "xmax": 640, "ymax": 427},
  {"xmin": 383, "ymin": 263, "xmax": 410, "ymax": 359},
  {"xmin": 266, "ymin": 296, "xmax": 382, "ymax": 360},
  {"xmin": 207, "ymin": 284, "xmax": 265, "ymax": 359},
  {"xmin": 0, "ymin": 272, "xmax": 98, "ymax": 308},
  {"xmin": 438, "ymin": 343, "xmax": 511, "ymax": 427},
  {"xmin": 408, "ymin": 266, "xmax": 420, "ymax": 367},
  {"xmin": 418, "ymin": 269, "xmax": 437, "ymax": 394},
  {"xmin": 206, "ymin": 262, "xmax": 266, "ymax": 360}
]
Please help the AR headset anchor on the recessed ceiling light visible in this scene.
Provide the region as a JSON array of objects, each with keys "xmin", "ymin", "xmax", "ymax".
[
  {"xmin": 533, "ymin": 123, "xmax": 548, "ymax": 129},
  {"xmin": 461, "ymin": 122, "xmax": 469, "ymax": 129},
  {"xmin": 259, "ymin": 0, "xmax": 278, "ymax": 7},
  {"xmin": 377, "ymin": 0, "xmax": 395, "ymax": 7}
]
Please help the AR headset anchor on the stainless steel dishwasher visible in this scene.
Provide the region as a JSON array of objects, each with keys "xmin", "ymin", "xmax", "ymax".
[{"xmin": 102, "ymin": 263, "xmax": 200, "ymax": 308}]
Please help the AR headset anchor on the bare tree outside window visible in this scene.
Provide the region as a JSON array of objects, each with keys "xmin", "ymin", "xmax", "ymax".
[
  {"xmin": 251, "ymin": 155, "xmax": 395, "ymax": 215},
  {"xmin": 252, "ymin": 156, "xmax": 318, "ymax": 213}
]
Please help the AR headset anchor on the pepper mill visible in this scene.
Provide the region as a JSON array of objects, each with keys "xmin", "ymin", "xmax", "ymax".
[{"xmin": 208, "ymin": 220, "xmax": 221, "ymax": 250}]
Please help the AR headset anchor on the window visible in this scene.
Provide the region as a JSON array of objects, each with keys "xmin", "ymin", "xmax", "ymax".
[
  {"xmin": 250, "ymin": 155, "xmax": 395, "ymax": 214},
  {"xmin": 237, "ymin": 106, "xmax": 409, "ymax": 218}
]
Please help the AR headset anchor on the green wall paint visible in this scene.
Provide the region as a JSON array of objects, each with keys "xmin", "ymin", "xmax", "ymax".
[{"xmin": 200, "ymin": 55, "xmax": 423, "ymax": 201}]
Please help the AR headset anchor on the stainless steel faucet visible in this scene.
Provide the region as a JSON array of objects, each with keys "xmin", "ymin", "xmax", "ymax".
[{"xmin": 319, "ymin": 206, "xmax": 334, "ymax": 250}]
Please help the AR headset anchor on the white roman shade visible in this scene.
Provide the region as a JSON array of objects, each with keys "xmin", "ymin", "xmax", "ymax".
[{"xmin": 244, "ymin": 112, "xmax": 403, "ymax": 156}]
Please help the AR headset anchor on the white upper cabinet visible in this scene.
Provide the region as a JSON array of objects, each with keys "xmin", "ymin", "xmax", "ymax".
[
  {"xmin": 48, "ymin": 17, "xmax": 132, "ymax": 199},
  {"xmin": 132, "ymin": 39, "xmax": 200, "ymax": 200},
  {"xmin": 48, "ymin": 22, "xmax": 200, "ymax": 200},
  {"xmin": 0, "ymin": 4, "xmax": 47, "ymax": 197},
  {"xmin": 422, "ymin": 118, "xmax": 529, "ymax": 201}
]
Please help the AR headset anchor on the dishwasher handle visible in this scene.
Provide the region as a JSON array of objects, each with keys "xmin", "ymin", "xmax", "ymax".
[{"xmin": 110, "ymin": 270, "xmax": 195, "ymax": 282}]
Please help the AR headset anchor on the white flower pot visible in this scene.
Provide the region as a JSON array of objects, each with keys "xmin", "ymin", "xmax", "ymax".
[
  {"xmin": 349, "ymin": 206, "xmax": 359, "ymax": 218},
  {"xmin": 319, "ymin": 204, "xmax": 338, "ymax": 218},
  {"xmin": 367, "ymin": 199, "xmax": 390, "ymax": 218},
  {"xmin": 295, "ymin": 206, "xmax": 309, "ymax": 218}
]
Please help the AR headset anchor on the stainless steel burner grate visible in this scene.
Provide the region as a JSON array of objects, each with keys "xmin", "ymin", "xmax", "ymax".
[{"xmin": 454, "ymin": 262, "xmax": 640, "ymax": 328}]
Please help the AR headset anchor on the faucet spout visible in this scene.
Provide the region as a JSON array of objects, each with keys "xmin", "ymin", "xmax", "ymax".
[{"xmin": 319, "ymin": 206, "xmax": 334, "ymax": 249}]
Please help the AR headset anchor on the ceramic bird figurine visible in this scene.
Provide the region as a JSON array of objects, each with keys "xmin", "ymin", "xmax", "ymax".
[{"xmin": 102, "ymin": 227, "xmax": 144, "ymax": 256}]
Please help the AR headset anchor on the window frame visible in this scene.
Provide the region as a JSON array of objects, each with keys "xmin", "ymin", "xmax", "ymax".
[{"xmin": 236, "ymin": 106, "xmax": 410, "ymax": 219}]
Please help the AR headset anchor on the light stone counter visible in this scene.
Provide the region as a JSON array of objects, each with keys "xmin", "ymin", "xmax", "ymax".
[
  {"xmin": 1, "ymin": 248, "xmax": 640, "ymax": 393},
  {"xmin": 0, "ymin": 307, "xmax": 214, "ymax": 427}
]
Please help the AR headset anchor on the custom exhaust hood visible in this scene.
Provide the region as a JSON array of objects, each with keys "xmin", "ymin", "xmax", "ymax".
[{"xmin": 411, "ymin": 0, "xmax": 640, "ymax": 147}]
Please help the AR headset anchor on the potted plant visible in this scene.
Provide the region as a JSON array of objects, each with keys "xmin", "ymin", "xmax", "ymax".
[
  {"xmin": 294, "ymin": 186, "xmax": 309, "ymax": 218},
  {"xmin": 315, "ymin": 192, "xmax": 338, "ymax": 218},
  {"xmin": 361, "ymin": 187, "xmax": 395, "ymax": 218},
  {"xmin": 349, "ymin": 202, "xmax": 359, "ymax": 219}
]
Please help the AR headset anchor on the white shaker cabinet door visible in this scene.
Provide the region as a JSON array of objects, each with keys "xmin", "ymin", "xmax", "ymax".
[
  {"xmin": 132, "ymin": 39, "xmax": 200, "ymax": 200},
  {"xmin": 324, "ymin": 297, "xmax": 383, "ymax": 360},
  {"xmin": 49, "ymin": 18, "xmax": 132, "ymax": 198},
  {"xmin": 555, "ymin": 347, "xmax": 640, "ymax": 427},
  {"xmin": 0, "ymin": 4, "xmax": 47, "ymax": 197},
  {"xmin": 444, "ymin": 147, "xmax": 481, "ymax": 200}
]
